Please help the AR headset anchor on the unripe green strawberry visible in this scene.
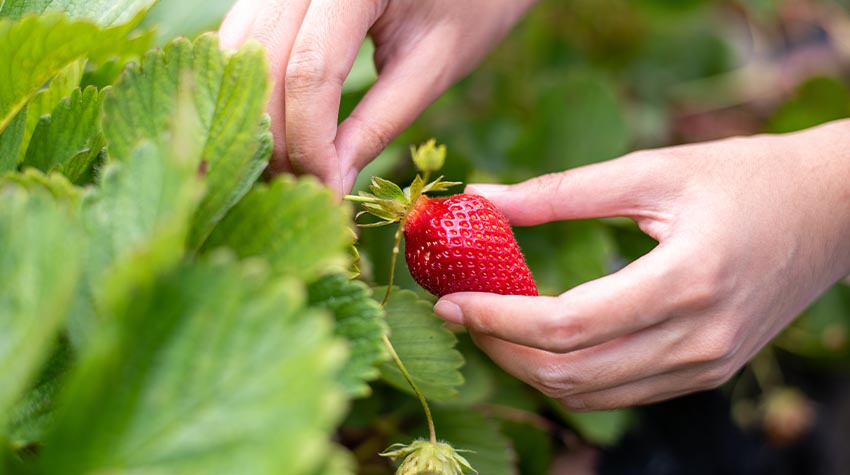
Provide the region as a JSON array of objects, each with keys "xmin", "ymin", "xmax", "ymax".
[
  {"xmin": 404, "ymin": 194, "xmax": 537, "ymax": 297},
  {"xmin": 381, "ymin": 440, "xmax": 476, "ymax": 475}
]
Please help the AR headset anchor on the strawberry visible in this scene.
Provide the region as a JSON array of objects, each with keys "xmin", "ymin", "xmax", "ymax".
[
  {"xmin": 347, "ymin": 140, "xmax": 537, "ymax": 298},
  {"xmin": 404, "ymin": 194, "xmax": 537, "ymax": 296}
]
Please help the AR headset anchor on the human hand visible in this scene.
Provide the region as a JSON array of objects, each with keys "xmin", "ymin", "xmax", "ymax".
[
  {"xmin": 434, "ymin": 120, "xmax": 850, "ymax": 411},
  {"xmin": 219, "ymin": 0, "xmax": 535, "ymax": 194}
]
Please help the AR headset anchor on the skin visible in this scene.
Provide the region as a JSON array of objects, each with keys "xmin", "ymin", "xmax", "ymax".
[
  {"xmin": 219, "ymin": 0, "xmax": 536, "ymax": 193},
  {"xmin": 434, "ymin": 121, "xmax": 850, "ymax": 411},
  {"xmin": 220, "ymin": 2, "xmax": 850, "ymax": 410}
]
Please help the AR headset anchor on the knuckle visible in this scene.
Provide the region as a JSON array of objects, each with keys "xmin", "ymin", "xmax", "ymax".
[
  {"xmin": 528, "ymin": 363, "xmax": 573, "ymax": 399},
  {"xmin": 675, "ymin": 255, "xmax": 730, "ymax": 313},
  {"xmin": 347, "ymin": 114, "xmax": 392, "ymax": 156},
  {"xmin": 285, "ymin": 48, "xmax": 332, "ymax": 92},
  {"xmin": 697, "ymin": 361, "xmax": 738, "ymax": 390},
  {"xmin": 525, "ymin": 172, "xmax": 567, "ymax": 196},
  {"xmin": 543, "ymin": 315, "xmax": 588, "ymax": 353},
  {"xmin": 686, "ymin": 326, "xmax": 740, "ymax": 367}
]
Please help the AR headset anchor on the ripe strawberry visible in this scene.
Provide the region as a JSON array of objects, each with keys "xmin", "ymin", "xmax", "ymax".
[
  {"xmin": 346, "ymin": 140, "xmax": 537, "ymax": 298},
  {"xmin": 404, "ymin": 194, "xmax": 537, "ymax": 297}
]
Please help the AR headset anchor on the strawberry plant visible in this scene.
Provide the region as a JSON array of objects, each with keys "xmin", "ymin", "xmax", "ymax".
[{"xmin": 0, "ymin": 3, "xmax": 522, "ymax": 474}]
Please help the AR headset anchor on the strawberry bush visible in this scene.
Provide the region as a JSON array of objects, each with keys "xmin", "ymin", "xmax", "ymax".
[{"xmin": 2, "ymin": 1, "xmax": 850, "ymax": 474}]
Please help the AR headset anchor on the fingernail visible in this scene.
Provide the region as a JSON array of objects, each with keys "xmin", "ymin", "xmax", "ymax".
[
  {"xmin": 434, "ymin": 300, "xmax": 464, "ymax": 325},
  {"xmin": 466, "ymin": 184, "xmax": 509, "ymax": 196}
]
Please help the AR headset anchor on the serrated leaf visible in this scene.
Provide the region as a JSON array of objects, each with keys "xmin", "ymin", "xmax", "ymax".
[
  {"xmin": 0, "ymin": 186, "xmax": 83, "ymax": 429},
  {"xmin": 0, "ymin": 0, "xmax": 154, "ymax": 27},
  {"xmin": 309, "ymin": 274, "xmax": 388, "ymax": 397},
  {"xmin": 430, "ymin": 408, "xmax": 517, "ymax": 475},
  {"xmin": 42, "ymin": 255, "xmax": 348, "ymax": 475},
  {"xmin": 0, "ymin": 13, "xmax": 141, "ymax": 132},
  {"xmin": 71, "ymin": 133, "xmax": 205, "ymax": 345},
  {"xmin": 378, "ymin": 288, "xmax": 465, "ymax": 401},
  {"xmin": 22, "ymin": 86, "xmax": 105, "ymax": 172},
  {"xmin": 16, "ymin": 60, "xmax": 84, "ymax": 165},
  {"xmin": 203, "ymin": 175, "xmax": 355, "ymax": 281},
  {"xmin": 102, "ymin": 34, "xmax": 273, "ymax": 248},
  {"xmin": 1, "ymin": 167, "xmax": 83, "ymax": 207}
]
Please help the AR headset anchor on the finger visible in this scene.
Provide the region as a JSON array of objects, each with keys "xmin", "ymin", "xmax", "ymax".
[
  {"xmin": 285, "ymin": 0, "xmax": 387, "ymax": 193},
  {"xmin": 220, "ymin": 0, "xmax": 312, "ymax": 176},
  {"xmin": 334, "ymin": 34, "xmax": 462, "ymax": 192},
  {"xmin": 218, "ymin": 0, "xmax": 261, "ymax": 50},
  {"xmin": 435, "ymin": 244, "xmax": 684, "ymax": 353},
  {"xmin": 464, "ymin": 151, "xmax": 679, "ymax": 226},
  {"xmin": 468, "ymin": 315, "xmax": 686, "ymax": 397},
  {"xmin": 557, "ymin": 369, "xmax": 722, "ymax": 412}
]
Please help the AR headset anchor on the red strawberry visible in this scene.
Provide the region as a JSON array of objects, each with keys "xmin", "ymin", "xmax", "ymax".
[
  {"xmin": 404, "ymin": 194, "xmax": 537, "ymax": 297},
  {"xmin": 346, "ymin": 140, "xmax": 537, "ymax": 299}
]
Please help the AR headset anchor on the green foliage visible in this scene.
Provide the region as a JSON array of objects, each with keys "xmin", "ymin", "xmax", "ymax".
[
  {"xmin": 22, "ymin": 86, "xmax": 105, "ymax": 173},
  {"xmin": 309, "ymin": 274, "xmax": 389, "ymax": 397},
  {"xmin": 0, "ymin": 13, "xmax": 141, "ymax": 132},
  {"xmin": 430, "ymin": 409, "xmax": 517, "ymax": 475},
  {"xmin": 203, "ymin": 176, "xmax": 354, "ymax": 281},
  {"xmin": 379, "ymin": 288, "xmax": 465, "ymax": 401},
  {"xmin": 103, "ymin": 34, "xmax": 273, "ymax": 247},
  {"xmin": 0, "ymin": 0, "xmax": 154, "ymax": 26},
  {"xmin": 0, "ymin": 186, "xmax": 83, "ymax": 428},
  {"xmin": 42, "ymin": 255, "xmax": 347, "ymax": 475}
]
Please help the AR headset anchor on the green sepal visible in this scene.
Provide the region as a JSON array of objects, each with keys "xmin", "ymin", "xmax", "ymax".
[{"xmin": 410, "ymin": 139, "xmax": 447, "ymax": 173}]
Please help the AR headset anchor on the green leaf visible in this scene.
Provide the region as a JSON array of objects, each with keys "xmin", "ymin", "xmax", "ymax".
[
  {"xmin": 56, "ymin": 132, "xmax": 106, "ymax": 185},
  {"xmin": 0, "ymin": 168, "xmax": 83, "ymax": 206},
  {"xmin": 0, "ymin": 186, "xmax": 83, "ymax": 429},
  {"xmin": 70, "ymin": 138, "xmax": 205, "ymax": 346},
  {"xmin": 378, "ymin": 288, "xmax": 465, "ymax": 401},
  {"xmin": 17, "ymin": 60, "xmax": 84, "ymax": 166},
  {"xmin": 0, "ymin": 105, "xmax": 26, "ymax": 172},
  {"xmin": 102, "ymin": 34, "xmax": 273, "ymax": 247},
  {"xmin": 6, "ymin": 339, "xmax": 73, "ymax": 449},
  {"xmin": 0, "ymin": 0, "xmax": 155, "ymax": 27},
  {"xmin": 0, "ymin": 14, "xmax": 140, "ymax": 132},
  {"xmin": 203, "ymin": 175, "xmax": 355, "ymax": 281},
  {"xmin": 22, "ymin": 86, "xmax": 105, "ymax": 173},
  {"xmin": 555, "ymin": 407, "xmax": 635, "ymax": 446},
  {"xmin": 42, "ymin": 255, "xmax": 348, "ymax": 475},
  {"xmin": 309, "ymin": 274, "xmax": 388, "ymax": 397},
  {"xmin": 430, "ymin": 408, "xmax": 517, "ymax": 475}
]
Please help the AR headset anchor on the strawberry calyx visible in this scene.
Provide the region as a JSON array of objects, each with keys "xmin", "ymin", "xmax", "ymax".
[{"xmin": 344, "ymin": 140, "xmax": 461, "ymax": 227}]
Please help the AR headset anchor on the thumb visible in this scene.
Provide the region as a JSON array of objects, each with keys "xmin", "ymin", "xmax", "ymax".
[{"xmin": 465, "ymin": 153, "xmax": 668, "ymax": 226}]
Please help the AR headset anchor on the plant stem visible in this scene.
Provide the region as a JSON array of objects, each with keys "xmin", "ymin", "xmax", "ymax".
[
  {"xmin": 380, "ymin": 224, "xmax": 403, "ymax": 307},
  {"xmin": 381, "ymin": 334, "xmax": 437, "ymax": 444},
  {"xmin": 379, "ymin": 170, "xmax": 437, "ymax": 443}
]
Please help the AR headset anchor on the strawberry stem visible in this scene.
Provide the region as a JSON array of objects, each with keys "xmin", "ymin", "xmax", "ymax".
[
  {"xmin": 381, "ymin": 334, "xmax": 437, "ymax": 444},
  {"xmin": 378, "ymin": 169, "xmax": 437, "ymax": 444}
]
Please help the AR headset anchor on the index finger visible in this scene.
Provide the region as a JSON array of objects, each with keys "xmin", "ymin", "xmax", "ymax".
[{"xmin": 284, "ymin": 0, "xmax": 387, "ymax": 193}]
